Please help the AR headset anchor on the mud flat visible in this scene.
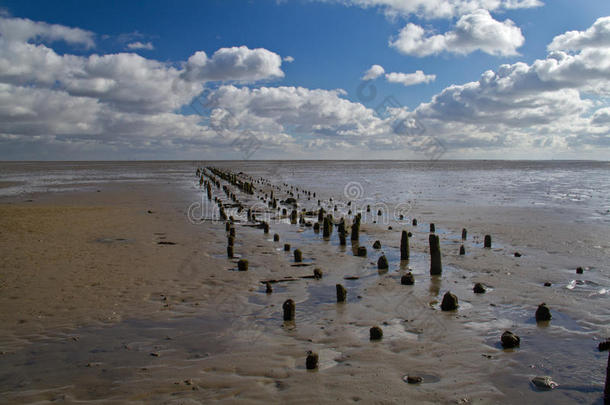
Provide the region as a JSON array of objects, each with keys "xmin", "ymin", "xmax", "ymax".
[{"xmin": 0, "ymin": 161, "xmax": 608, "ymax": 404}]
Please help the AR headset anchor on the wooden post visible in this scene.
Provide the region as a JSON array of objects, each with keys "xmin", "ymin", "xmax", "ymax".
[
  {"xmin": 283, "ymin": 299, "xmax": 295, "ymax": 321},
  {"xmin": 336, "ymin": 284, "xmax": 347, "ymax": 302},
  {"xmin": 429, "ymin": 234, "xmax": 442, "ymax": 275},
  {"xmin": 351, "ymin": 216, "xmax": 360, "ymax": 242},
  {"xmin": 400, "ymin": 230, "xmax": 409, "ymax": 260},
  {"xmin": 484, "ymin": 235, "xmax": 492, "ymax": 248}
]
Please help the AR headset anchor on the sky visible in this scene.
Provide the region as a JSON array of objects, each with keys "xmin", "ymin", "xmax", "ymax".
[{"xmin": 0, "ymin": 0, "xmax": 609, "ymax": 160}]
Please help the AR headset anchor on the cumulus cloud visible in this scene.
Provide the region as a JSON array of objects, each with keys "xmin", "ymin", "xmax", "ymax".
[
  {"xmin": 0, "ymin": 16, "xmax": 95, "ymax": 48},
  {"xmin": 206, "ymin": 85, "xmax": 385, "ymax": 139},
  {"xmin": 0, "ymin": 16, "xmax": 293, "ymax": 158},
  {"xmin": 362, "ymin": 64, "xmax": 385, "ymax": 80},
  {"xmin": 327, "ymin": 0, "xmax": 542, "ymax": 20},
  {"xmin": 548, "ymin": 16, "xmax": 610, "ymax": 51},
  {"xmin": 127, "ymin": 41, "xmax": 154, "ymax": 50},
  {"xmin": 385, "ymin": 70, "xmax": 435, "ymax": 86},
  {"xmin": 390, "ymin": 10, "xmax": 524, "ymax": 57},
  {"xmin": 404, "ymin": 35, "xmax": 610, "ymax": 152},
  {"xmin": 591, "ymin": 107, "xmax": 610, "ymax": 125},
  {"xmin": 0, "ymin": 17, "xmax": 286, "ymax": 115},
  {"xmin": 182, "ymin": 46, "xmax": 284, "ymax": 82},
  {"xmin": 283, "ymin": 55, "xmax": 295, "ymax": 63}
]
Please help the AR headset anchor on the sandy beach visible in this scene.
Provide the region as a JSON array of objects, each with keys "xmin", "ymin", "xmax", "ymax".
[{"xmin": 0, "ymin": 162, "xmax": 608, "ymax": 404}]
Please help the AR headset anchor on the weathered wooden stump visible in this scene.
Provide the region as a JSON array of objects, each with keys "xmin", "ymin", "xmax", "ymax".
[
  {"xmin": 461, "ymin": 228, "xmax": 467, "ymax": 240},
  {"xmin": 357, "ymin": 246, "xmax": 367, "ymax": 257},
  {"xmin": 377, "ymin": 255, "xmax": 388, "ymax": 270},
  {"xmin": 338, "ymin": 220, "xmax": 346, "ymax": 246},
  {"xmin": 273, "ymin": 233, "xmax": 280, "ymax": 242},
  {"xmin": 473, "ymin": 282, "xmax": 486, "ymax": 293},
  {"xmin": 284, "ymin": 243, "xmax": 291, "ymax": 251},
  {"xmin": 306, "ymin": 351, "xmax": 319, "ymax": 370},
  {"xmin": 290, "ymin": 210, "xmax": 298, "ymax": 225},
  {"xmin": 227, "ymin": 245, "xmax": 234, "ymax": 258},
  {"xmin": 283, "ymin": 299, "xmax": 295, "ymax": 321},
  {"xmin": 429, "ymin": 234, "xmax": 442, "ymax": 275},
  {"xmin": 323, "ymin": 217, "xmax": 331, "ymax": 238},
  {"xmin": 535, "ymin": 303, "xmax": 552, "ymax": 322},
  {"xmin": 401, "ymin": 272, "xmax": 415, "ymax": 285},
  {"xmin": 370, "ymin": 326, "xmax": 383, "ymax": 340},
  {"xmin": 440, "ymin": 291, "xmax": 458, "ymax": 311},
  {"xmin": 351, "ymin": 217, "xmax": 360, "ymax": 242},
  {"xmin": 313, "ymin": 268, "xmax": 323, "ymax": 279},
  {"xmin": 400, "ymin": 230, "xmax": 409, "ymax": 261},
  {"xmin": 599, "ymin": 340, "xmax": 610, "ymax": 404},
  {"xmin": 237, "ymin": 259, "xmax": 248, "ymax": 271},
  {"xmin": 501, "ymin": 331, "xmax": 520, "ymax": 348},
  {"xmin": 484, "ymin": 234, "xmax": 492, "ymax": 248},
  {"xmin": 294, "ymin": 249, "xmax": 303, "ymax": 262},
  {"xmin": 336, "ymin": 284, "xmax": 347, "ymax": 302},
  {"xmin": 459, "ymin": 245, "xmax": 465, "ymax": 255}
]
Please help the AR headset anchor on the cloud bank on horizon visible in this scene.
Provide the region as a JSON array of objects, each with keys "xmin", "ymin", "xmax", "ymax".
[{"xmin": 0, "ymin": 0, "xmax": 609, "ymax": 160}]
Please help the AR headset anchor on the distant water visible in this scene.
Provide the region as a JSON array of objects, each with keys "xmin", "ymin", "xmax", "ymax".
[{"xmin": 1, "ymin": 160, "xmax": 609, "ymax": 223}]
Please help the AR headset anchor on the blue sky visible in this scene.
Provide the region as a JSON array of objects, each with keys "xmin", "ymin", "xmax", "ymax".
[{"xmin": 0, "ymin": 0, "xmax": 609, "ymax": 159}]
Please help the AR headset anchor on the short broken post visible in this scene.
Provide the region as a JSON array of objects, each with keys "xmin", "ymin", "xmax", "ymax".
[
  {"xmin": 283, "ymin": 299, "xmax": 295, "ymax": 321},
  {"xmin": 484, "ymin": 234, "xmax": 492, "ymax": 248},
  {"xmin": 336, "ymin": 284, "xmax": 347, "ymax": 302},
  {"xmin": 294, "ymin": 249, "xmax": 303, "ymax": 262}
]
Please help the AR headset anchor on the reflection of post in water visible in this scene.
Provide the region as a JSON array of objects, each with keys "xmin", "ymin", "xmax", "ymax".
[
  {"xmin": 429, "ymin": 275, "xmax": 441, "ymax": 296},
  {"xmin": 399, "ymin": 260, "xmax": 409, "ymax": 272}
]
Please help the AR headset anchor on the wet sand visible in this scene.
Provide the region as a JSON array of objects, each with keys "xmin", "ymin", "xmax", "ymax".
[{"xmin": 0, "ymin": 168, "xmax": 608, "ymax": 404}]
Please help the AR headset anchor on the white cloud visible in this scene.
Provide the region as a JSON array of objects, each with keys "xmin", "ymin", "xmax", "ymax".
[
  {"xmin": 182, "ymin": 46, "xmax": 284, "ymax": 82},
  {"xmin": 591, "ymin": 107, "xmax": 610, "ymax": 126},
  {"xmin": 127, "ymin": 41, "xmax": 154, "ymax": 50},
  {"xmin": 283, "ymin": 55, "xmax": 295, "ymax": 63},
  {"xmin": 385, "ymin": 70, "xmax": 436, "ymax": 86},
  {"xmin": 0, "ymin": 16, "xmax": 94, "ymax": 48},
  {"xmin": 325, "ymin": 0, "xmax": 542, "ymax": 20},
  {"xmin": 390, "ymin": 9, "xmax": 524, "ymax": 57},
  {"xmin": 1, "ymin": 15, "xmax": 609, "ymax": 159},
  {"xmin": 0, "ymin": 16, "xmax": 292, "ymax": 158},
  {"xmin": 206, "ymin": 85, "xmax": 385, "ymax": 139},
  {"xmin": 362, "ymin": 64, "xmax": 385, "ymax": 80},
  {"xmin": 0, "ymin": 35, "xmax": 200, "ymax": 113},
  {"xmin": 0, "ymin": 17, "xmax": 285, "ymax": 114},
  {"xmin": 404, "ymin": 36, "xmax": 610, "ymax": 152},
  {"xmin": 548, "ymin": 16, "xmax": 610, "ymax": 52}
]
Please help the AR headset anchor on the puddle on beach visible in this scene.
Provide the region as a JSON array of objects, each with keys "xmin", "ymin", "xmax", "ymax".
[{"xmin": 463, "ymin": 303, "xmax": 607, "ymax": 403}]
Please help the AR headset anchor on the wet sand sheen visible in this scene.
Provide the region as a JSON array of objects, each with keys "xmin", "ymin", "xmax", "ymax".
[{"xmin": 0, "ymin": 163, "xmax": 608, "ymax": 404}]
